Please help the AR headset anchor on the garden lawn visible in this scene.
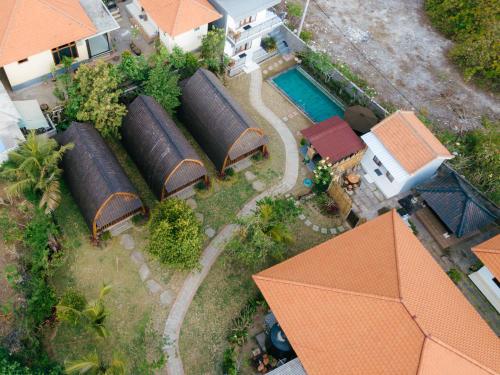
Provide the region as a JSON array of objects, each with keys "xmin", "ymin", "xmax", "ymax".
[{"xmin": 179, "ymin": 220, "xmax": 326, "ymax": 374}]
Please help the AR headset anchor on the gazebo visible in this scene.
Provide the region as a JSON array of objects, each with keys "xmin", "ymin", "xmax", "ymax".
[
  {"xmin": 121, "ymin": 95, "xmax": 208, "ymax": 199},
  {"xmin": 180, "ymin": 68, "xmax": 268, "ymax": 173},
  {"xmin": 57, "ymin": 122, "xmax": 144, "ymax": 239}
]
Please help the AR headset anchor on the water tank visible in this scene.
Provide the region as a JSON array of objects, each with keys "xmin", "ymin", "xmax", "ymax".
[{"xmin": 266, "ymin": 323, "xmax": 295, "ymax": 360}]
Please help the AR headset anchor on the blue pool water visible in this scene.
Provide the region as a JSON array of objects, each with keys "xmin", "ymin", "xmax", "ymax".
[{"xmin": 272, "ymin": 67, "xmax": 345, "ymax": 122}]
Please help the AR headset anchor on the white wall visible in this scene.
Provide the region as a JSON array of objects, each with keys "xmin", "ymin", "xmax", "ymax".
[
  {"xmin": 361, "ymin": 147, "xmax": 408, "ymax": 198},
  {"xmin": 469, "ymin": 267, "xmax": 500, "ymax": 313},
  {"xmin": 4, "ymin": 40, "xmax": 89, "ymax": 88},
  {"xmin": 173, "ymin": 25, "xmax": 208, "ymax": 52},
  {"xmin": 401, "ymin": 158, "xmax": 445, "ymax": 192}
]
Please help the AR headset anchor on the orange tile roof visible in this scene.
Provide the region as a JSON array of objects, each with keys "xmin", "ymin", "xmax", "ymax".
[
  {"xmin": 140, "ymin": 0, "xmax": 221, "ymax": 37},
  {"xmin": 372, "ymin": 111, "xmax": 452, "ymax": 174},
  {"xmin": 472, "ymin": 235, "xmax": 500, "ymax": 280},
  {"xmin": 0, "ymin": 0, "xmax": 96, "ymax": 67},
  {"xmin": 254, "ymin": 211, "xmax": 500, "ymax": 375}
]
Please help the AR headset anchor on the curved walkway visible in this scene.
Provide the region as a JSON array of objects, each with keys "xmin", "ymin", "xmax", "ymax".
[{"xmin": 163, "ymin": 68, "xmax": 299, "ymax": 375}]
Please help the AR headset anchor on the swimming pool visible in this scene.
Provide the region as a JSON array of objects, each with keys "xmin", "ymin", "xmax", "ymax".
[{"xmin": 272, "ymin": 67, "xmax": 345, "ymax": 122}]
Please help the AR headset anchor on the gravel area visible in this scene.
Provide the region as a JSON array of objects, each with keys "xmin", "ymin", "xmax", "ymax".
[{"xmin": 301, "ymin": 0, "xmax": 499, "ymax": 130}]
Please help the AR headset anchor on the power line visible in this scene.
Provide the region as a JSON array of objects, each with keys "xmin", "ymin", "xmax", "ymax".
[{"xmin": 311, "ymin": 0, "xmax": 417, "ymax": 109}]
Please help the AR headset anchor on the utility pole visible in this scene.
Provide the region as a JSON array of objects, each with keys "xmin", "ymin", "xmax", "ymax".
[{"xmin": 297, "ymin": 0, "xmax": 311, "ymax": 36}]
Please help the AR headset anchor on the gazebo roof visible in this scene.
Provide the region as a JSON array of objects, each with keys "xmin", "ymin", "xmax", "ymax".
[
  {"xmin": 301, "ymin": 116, "xmax": 365, "ymax": 163},
  {"xmin": 180, "ymin": 68, "xmax": 267, "ymax": 171},
  {"xmin": 122, "ymin": 95, "xmax": 207, "ymax": 199},
  {"xmin": 416, "ymin": 165, "xmax": 498, "ymax": 237}
]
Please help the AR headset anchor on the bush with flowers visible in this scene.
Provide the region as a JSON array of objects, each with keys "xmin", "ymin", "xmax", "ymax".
[{"xmin": 312, "ymin": 158, "xmax": 334, "ymax": 193}]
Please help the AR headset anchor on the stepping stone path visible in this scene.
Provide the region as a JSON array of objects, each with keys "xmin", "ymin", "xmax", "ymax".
[
  {"xmin": 205, "ymin": 227, "xmax": 216, "ymax": 238},
  {"xmin": 120, "ymin": 234, "xmax": 135, "ymax": 250},
  {"xmin": 186, "ymin": 198, "xmax": 197, "ymax": 210},
  {"xmin": 160, "ymin": 290, "xmax": 174, "ymax": 306},
  {"xmin": 139, "ymin": 264, "xmax": 151, "ymax": 282},
  {"xmin": 312, "ymin": 225, "xmax": 319, "ymax": 232},
  {"xmin": 146, "ymin": 279, "xmax": 162, "ymax": 294},
  {"xmin": 195, "ymin": 213, "xmax": 204, "ymax": 223},
  {"xmin": 252, "ymin": 180, "xmax": 266, "ymax": 192},
  {"xmin": 244, "ymin": 171, "xmax": 257, "ymax": 182},
  {"xmin": 330, "ymin": 228, "xmax": 337, "ymax": 234},
  {"xmin": 305, "ymin": 220, "xmax": 312, "ymax": 227},
  {"xmin": 131, "ymin": 251, "xmax": 144, "ymax": 265},
  {"xmin": 232, "ymin": 158, "xmax": 252, "ymax": 172},
  {"xmin": 321, "ymin": 228, "xmax": 328, "ymax": 234},
  {"xmin": 299, "ymin": 214, "xmax": 306, "ymax": 221}
]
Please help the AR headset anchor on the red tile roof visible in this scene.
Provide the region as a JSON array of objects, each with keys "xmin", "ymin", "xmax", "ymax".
[
  {"xmin": 300, "ymin": 116, "xmax": 365, "ymax": 164},
  {"xmin": 472, "ymin": 235, "xmax": 500, "ymax": 280},
  {"xmin": 254, "ymin": 211, "xmax": 500, "ymax": 375},
  {"xmin": 372, "ymin": 111, "xmax": 453, "ymax": 173},
  {"xmin": 140, "ymin": 0, "xmax": 221, "ymax": 37},
  {"xmin": 0, "ymin": 0, "xmax": 96, "ymax": 66}
]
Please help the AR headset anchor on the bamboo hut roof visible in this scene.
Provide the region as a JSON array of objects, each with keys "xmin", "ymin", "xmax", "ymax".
[
  {"xmin": 180, "ymin": 68, "xmax": 267, "ymax": 171},
  {"xmin": 57, "ymin": 122, "xmax": 143, "ymax": 235},
  {"xmin": 122, "ymin": 95, "xmax": 207, "ymax": 199}
]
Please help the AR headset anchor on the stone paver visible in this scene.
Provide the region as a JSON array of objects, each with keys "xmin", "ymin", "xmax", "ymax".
[
  {"xmin": 305, "ymin": 220, "xmax": 312, "ymax": 227},
  {"xmin": 321, "ymin": 228, "xmax": 328, "ymax": 234},
  {"xmin": 146, "ymin": 279, "xmax": 162, "ymax": 294},
  {"xmin": 252, "ymin": 180, "xmax": 266, "ymax": 192},
  {"xmin": 195, "ymin": 212, "xmax": 204, "ymax": 223},
  {"xmin": 204, "ymin": 227, "xmax": 216, "ymax": 238},
  {"xmin": 232, "ymin": 158, "xmax": 253, "ymax": 172},
  {"xmin": 120, "ymin": 234, "xmax": 135, "ymax": 250},
  {"xmin": 186, "ymin": 198, "xmax": 197, "ymax": 210},
  {"xmin": 337, "ymin": 226, "xmax": 345, "ymax": 233},
  {"xmin": 299, "ymin": 214, "xmax": 306, "ymax": 221},
  {"xmin": 160, "ymin": 290, "xmax": 174, "ymax": 306},
  {"xmin": 312, "ymin": 225, "xmax": 319, "ymax": 232},
  {"xmin": 130, "ymin": 251, "xmax": 144, "ymax": 265},
  {"xmin": 139, "ymin": 264, "xmax": 150, "ymax": 282},
  {"xmin": 164, "ymin": 67, "xmax": 299, "ymax": 375},
  {"xmin": 330, "ymin": 228, "xmax": 337, "ymax": 234},
  {"xmin": 244, "ymin": 171, "xmax": 257, "ymax": 182}
]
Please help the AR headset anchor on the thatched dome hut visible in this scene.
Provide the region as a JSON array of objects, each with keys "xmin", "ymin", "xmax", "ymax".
[
  {"xmin": 122, "ymin": 95, "xmax": 208, "ymax": 199},
  {"xmin": 180, "ymin": 68, "xmax": 268, "ymax": 173},
  {"xmin": 57, "ymin": 122, "xmax": 144, "ymax": 238}
]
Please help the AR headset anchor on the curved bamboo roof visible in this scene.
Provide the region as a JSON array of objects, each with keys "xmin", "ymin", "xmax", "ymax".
[
  {"xmin": 180, "ymin": 68, "xmax": 267, "ymax": 172},
  {"xmin": 122, "ymin": 95, "xmax": 207, "ymax": 199},
  {"xmin": 57, "ymin": 122, "xmax": 143, "ymax": 236}
]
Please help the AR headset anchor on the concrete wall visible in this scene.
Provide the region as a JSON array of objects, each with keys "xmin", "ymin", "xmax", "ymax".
[
  {"xmin": 401, "ymin": 158, "xmax": 445, "ymax": 192},
  {"xmin": 172, "ymin": 25, "xmax": 208, "ymax": 52},
  {"xmin": 4, "ymin": 40, "xmax": 89, "ymax": 90}
]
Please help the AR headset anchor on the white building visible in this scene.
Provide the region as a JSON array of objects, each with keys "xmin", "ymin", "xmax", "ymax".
[
  {"xmin": 0, "ymin": 0, "xmax": 119, "ymax": 92},
  {"xmin": 470, "ymin": 235, "xmax": 500, "ymax": 313},
  {"xmin": 360, "ymin": 111, "xmax": 453, "ymax": 198},
  {"xmin": 209, "ymin": 0, "xmax": 282, "ymax": 70},
  {"xmin": 126, "ymin": 0, "xmax": 221, "ymax": 52}
]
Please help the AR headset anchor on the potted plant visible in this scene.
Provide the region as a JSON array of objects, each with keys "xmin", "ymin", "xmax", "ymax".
[{"xmin": 129, "ymin": 25, "xmax": 142, "ymax": 55}]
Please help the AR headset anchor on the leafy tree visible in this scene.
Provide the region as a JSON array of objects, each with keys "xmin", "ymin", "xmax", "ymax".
[
  {"xmin": 117, "ymin": 51, "xmax": 149, "ymax": 84},
  {"xmin": 0, "ymin": 132, "xmax": 73, "ymax": 213},
  {"xmin": 425, "ymin": 0, "xmax": 499, "ymax": 89},
  {"xmin": 201, "ymin": 27, "xmax": 229, "ymax": 74},
  {"xmin": 227, "ymin": 197, "xmax": 301, "ymax": 266},
  {"xmin": 168, "ymin": 46, "xmax": 200, "ymax": 79},
  {"xmin": 65, "ymin": 352, "xmax": 124, "ymax": 375},
  {"xmin": 56, "ymin": 284, "xmax": 111, "ymax": 338},
  {"xmin": 66, "ymin": 62, "xmax": 127, "ymax": 139},
  {"xmin": 56, "ymin": 288, "xmax": 87, "ymax": 325},
  {"xmin": 144, "ymin": 63, "xmax": 181, "ymax": 116},
  {"xmin": 147, "ymin": 199, "xmax": 203, "ymax": 270}
]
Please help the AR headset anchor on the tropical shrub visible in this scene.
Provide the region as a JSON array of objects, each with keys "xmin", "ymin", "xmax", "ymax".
[
  {"xmin": 65, "ymin": 352, "xmax": 124, "ymax": 375},
  {"xmin": 286, "ymin": 1, "xmax": 303, "ymax": 29},
  {"xmin": 168, "ymin": 46, "xmax": 201, "ymax": 79},
  {"xmin": 299, "ymin": 29, "xmax": 314, "ymax": 43},
  {"xmin": 227, "ymin": 197, "xmax": 301, "ymax": 266},
  {"xmin": 144, "ymin": 63, "xmax": 181, "ymax": 116},
  {"xmin": 261, "ymin": 36, "xmax": 277, "ymax": 52},
  {"xmin": 147, "ymin": 199, "xmax": 203, "ymax": 270},
  {"xmin": 117, "ymin": 51, "xmax": 149, "ymax": 84},
  {"xmin": 0, "ymin": 132, "xmax": 73, "ymax": 213},
  {"xmin": 65, "ymin": 62, "xmax": 127, "ymax": 139},
  {"xmin": 201, "ymin": 27, "xmax": 229, "ymax": 74},
  {"xmin": 425, "ymin": 0, "xmax": 499, "ymax": 89},
  {"xmin": 312, "ymin": 159, "xmax": 334, "ymax": 193},
  {"xmin": 56, "ymin": 288, "xmax": 87, "ymax": 325}
]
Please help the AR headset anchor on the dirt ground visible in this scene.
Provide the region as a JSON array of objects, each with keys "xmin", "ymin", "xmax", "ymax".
[{"xmin": 301, "ymin": 0, "xmax": 500, "ymax": 131}]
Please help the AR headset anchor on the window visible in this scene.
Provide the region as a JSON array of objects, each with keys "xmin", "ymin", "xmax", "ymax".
[
  {"xmin": 493, "ymin": 278, "xmax": 500, "ymax": 288},
  {"xmin": 86, "ymin": 34, "xmax": 111, "ymax": 58},
  {"xmin": 373, "ymin": 155, "xmax": 382, "ymax": 166},
  {"xmin": 52, "ymin": 42, "xmax": 78, "ymax": 65},
  {"xmin": 18, "ymin": 58, "xmax": 28, "ymax": 64},
  {"xmin": 235, "ymin": 41, "xmax": 252, "ymax": 54},
  {"xmin": 374, "ymin": 169, "xmax": 382, "ymax": 176},
  {"xmin": 194, "ymin": 27, "xmax": 200, "ymax": 32},
  {"xmin": 386, "ymin": 171, "xmax": 394, "ymax": 182},
  {"xmin": 239, "ymin": 15, "xmax": 254, "ymax": 27}
]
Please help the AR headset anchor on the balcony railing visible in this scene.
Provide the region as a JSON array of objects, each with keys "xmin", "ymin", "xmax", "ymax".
[{"xmin": 227, "ymin": 15, "xmax": 282, "ymax": 46}]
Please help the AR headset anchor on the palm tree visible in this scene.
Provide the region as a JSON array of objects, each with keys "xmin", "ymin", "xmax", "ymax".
[
  {"xmin": 0, "ymin": 131, "xmax": 73, "ymax": 213},
  {"xmin": 57, "ymin": 284, "xmax": 112, "ymax": 338},
  {"xmin": 65, "ymin": 351, "xmax": 125, "ymax": 375}
]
